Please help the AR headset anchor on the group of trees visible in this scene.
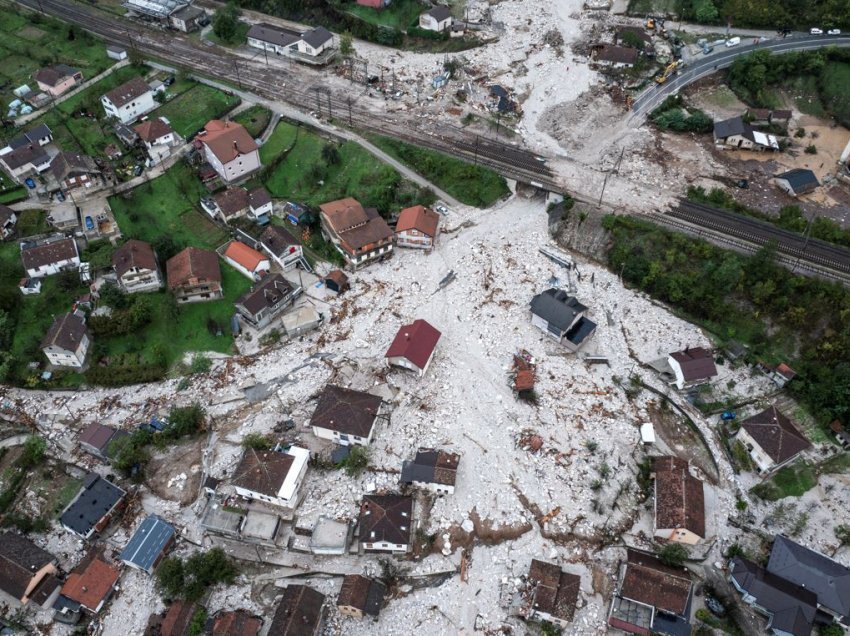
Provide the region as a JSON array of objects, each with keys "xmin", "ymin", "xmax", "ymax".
[
  {"xmin": 156, "ymin": 547, "xmax": 237, "ymax": 602},
  {"xmin": 603, "ymin": 214, "xmax": 850, "ymax": 428},
  {"xmin": 212, "ymin": 2, "xmax": 243, "ymax": 43},
  {"xmin": 728, "ymin": 49, "xmax": 850, "ymax": 126},
  {"xmin": 650, "ymin": 95, "xmax": 714, "ymax": 134},
  {"xmin": 677, "ymin": 0, "xmax": 850, "ymax": 29}
]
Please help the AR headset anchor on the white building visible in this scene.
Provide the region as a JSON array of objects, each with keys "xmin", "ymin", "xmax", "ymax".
[
  {"xmin": 101, "ymin": 76, "xmax": 156, "ymax": 125},
  {"xmin": 400, "ymin": 449, "xmax": 459, "ymax": 495},
  {"xmin": 134, "ymin": 118, "xmax": 179, "ymax": 164},
  {"xmin": 310, "ymin": 385, "xmax": 384, "ymax": 446},
  {"xmin": 247, "ymin": 23, "xmax": 300, "ymax": 55},
  {"xmin": 259, "ymin": 224, "xmax": 303, "ymax": 271},
  {"xmin": 41, "ymin": 312, "xmax": 90, "ymax": 368},
  {"xmin": 358, "ymin": 495, "xmax": 413, "ymax": 553},
  {"xmin": 220, "ymin": 240, "xmax": 271, "ymax": 281},
  {"xmin": 419, "ymin": 5, "xmax": 452, "ymax": 31},
  {"xmin": 297, "ymin": 27, "xmax": 333, "ymax": 56},
  {"xmin": 232, "ymin": 446, "xmax": 310, "ymax": 509},
  {"xmin": 735, "ymin": 406, "xmax": 812, "ymax": 473},
  {"xmin": 106, "ymin": 45, "xmax": 128, "ymax": 61},
  {"xmin": 667, "ymin": 347, "xmax": 717, "ymax": 389},
  {"xmin": 21, "ymin": 236, "xmax": 80, "ymax": 278},
  {"xmin": 197, "ymin": 120, "xmax": 261, "ymax": 183},
  {"xmin": 112, "ymin": 239, "xmax": 162, "ymax": 293}
]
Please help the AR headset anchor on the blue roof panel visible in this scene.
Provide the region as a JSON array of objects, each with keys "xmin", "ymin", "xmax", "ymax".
[{"xmin": 120, "ymin": 515, "xmax": 175, "ymax": 572}]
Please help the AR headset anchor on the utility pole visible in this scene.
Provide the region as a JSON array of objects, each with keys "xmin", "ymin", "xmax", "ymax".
[
  {"xmin": 326, "ymin": 91, "xmax": 332, "ymax": 120},
  {"xmin": 597, "ymin": 147, "xmax": 625, "ymax": 209},
  {"xmin": 232, "ymin": 60, "xmax": 242, "ymax": 90},
  {"xmin": 263, "ymin": 44, "xmax": 268, "ymax": 66},
  {"xmin": 792, "ymin": 213, "xmax": 815, "ymax": 273}
]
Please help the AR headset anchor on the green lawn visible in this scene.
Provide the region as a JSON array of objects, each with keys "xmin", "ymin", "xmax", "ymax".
[
  {"xmin": 154, "ymin": 84, "xmax": 240, "ymax": 138},
  {"xmin": 368, "ymin": 134, "xmax": 510, "ymax": 208},
  {"xmin": 750, "ymin": 461, "xmax": 818, "ymax": 501},
  {"xmin": 99, "ymin": 265, "xmax": 250, "ymax": 366},
  {"xmin": 819, "ymin": 452, "xmax": 850, "ymax": 475},
  {"xmin": 345, "ymin": 0, "xmax": 423, "ymax": 30},
  {"xmin": 205, "ymin": 21, "xmax": 250, "ymax": 48},
  {"xmin": 259, "ymin": 120, "xmax": 298, "ymax": 163},
  {"xmin": 0, "ymin": 170, "xmax": 27, "ymax": 204},
  {"xmin": 0, "ymin": 12, "xmax": 113, "ymax": 107},
  {"xmin": 108, "ymin": 162, "xmax": 228, "ymax": 249},
  {"xmin": 233, "ymin": 105, "xmax": 272, "ymax": 139},
  {"xmin": 261, "ymin": 121, "xmax": 433, "ymax": 215}
]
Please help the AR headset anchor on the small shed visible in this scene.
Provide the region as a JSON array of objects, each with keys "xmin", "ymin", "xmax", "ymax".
[
  {"xmin": 640, "ymin": 423, "xmax": 656, "ymax": 446},
  {"xmin": 774, "ymin": 168, "xmax": 819, "ymax": 197},
  {"xmin": 106, "ymin": 45, "xmax": 128, "ymax": 61},
  {"xmin": 324, "ymin": 270, "xmax": 349, "ymax": 294}
]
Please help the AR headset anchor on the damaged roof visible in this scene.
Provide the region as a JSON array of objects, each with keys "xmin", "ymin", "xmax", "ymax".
[
  {"xmin": 530, "ymin": 288, "xmax": 587, "ymax": 332},
  {"xmin": 268, "ymin": 584, "xmax": 326, "ymax": 635},
  {"xmin": 653, "ymin": 456, "xmax": 705, "ymax": 538},
  {"xmin": 400, "ymin": 448, "xmax": 460, "ymax": 487},
  {"xmin": 337, "ymin": 574, "xmax": 386, "ymax": 617},
  {"xmin": 669, "ymin": 347, "xmax": 717, "ymax": 382},
  {"xmin": 528, "ymin": 559, "xmax": 581, "ymax": 624},
  {"xmin": 60, "ymin": 474, "xmax": 126, "ymax": 538},
  {"xmin": 0, "ymin": 532, "xmax": 56, "ymax": 600},
  {"xmin": 232, "ymin": 448, "xmax": 295, "ymax": 498}
]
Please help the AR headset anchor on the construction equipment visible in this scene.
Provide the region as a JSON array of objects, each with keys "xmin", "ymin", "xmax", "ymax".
[
  {"xmin": 655, "ymin": 59, "xmax": 683, "ymax": 84},
  {"xmin": 646, "ymin": 17, "xmax": 655, "ymax": 29}
]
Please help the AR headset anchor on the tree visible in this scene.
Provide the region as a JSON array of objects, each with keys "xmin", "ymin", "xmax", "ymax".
[
  {"xmin": 820, "ymin": 625, "xmax": 844, "ymax": 636},
  {"xmin": 321, "ymin": 143, "xmax": 341, "ymax": 165},
  {"xmin": 212, "ymin": 3, "xmax": 241, "ymax": 43},
  {"xmin": 156, "ymin": 556, "xmax": 185, "ymax": 600},
  {"xmin": 657, "ymin": 542, "xmax": 689, "ymax": 567},
  {"xmin": 340, "ymin": 445, "xmax": 369, "ymax": 476},
  {"xmin": 20, "ymin": 436, "xmax": 47, "ymax": 468},
  {"xmin": 158, "ymin": 548, "xmax": 238, "ymax": 602},
  {"xmin": 166, "ymin": 403, "xmax": 205, "ymax": 439},
  {"xmin": 154, "ymin": 91, "xmax": 167, "ymax": 104},
  {"xmin": 339, "ymin": 31, "xmax": 354, "ymax": 57}
]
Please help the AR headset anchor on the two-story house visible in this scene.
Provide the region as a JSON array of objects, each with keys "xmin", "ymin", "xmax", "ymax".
[
  {"xmin": 248, "ymin": 186, "xmax": 273, "ymax": 223},
  {"xmin": 197, "ymin": 120, "xmax": 261, "ymax": 183},
  {"xmin": 234, "ymin": 273, "xmax": 299, "ymax": 330},
  {"xmin": 0, "ymin": 204, "xmax": 17, "ymax": 240},
  {"xmin": 395, "ymin": 205, "xmax": 440, "ymax": 249},
  {"xmin": 21, "ymin": 236, "xmax": 80, "ymax": 278},
  {"xmin": 221, "ymin": 240, "xmax": 270, "ymax": 281},
  {"xmin": 166, "ymin": 246, "xmax": 223, "ymax": 303},
  {"xmin": 358, "ymin": 494, "xmax": 413, "ymax": 553},
  {"xmin": 259, "ymin": 225, "xmax": 303, "ymax": 271},
  {"xmin": 667, "ymin": 347, "xmax": 717, "ymax": 389},
  {"xmin": 34, "ymin": 64, "xmax": 83, "ymax": 97},
  {"xmin": 0, "ymin": 124, "xmax": 54, "ymax": 183},
  {"xmin": 112, "ymin": 239, "xmax": 162, "ymax": 293},
  {"xmin": 319, "ymin": 197, "xmax": 394, "ymax": 270},
  {"xmin": 529, "ymin": 288, "xmax": 596, "ymax": 352},
  {"xmin": 310, "ymin": 385, "xmax": 385, "ymax": 446},
  {"xmin": 232, "ymin": 446, "xmax": 311, "ymax": 509},
  {"xmin": 134, "ymin": 118, "xmax": 179, "ymax": 164},
  {"xmin": 49, "ymin": 152, "xmax": 101, "ymax": 191},
  {"xmin": 400, "ymin": 448, "xmax": 460, "ymax": 495},
  {"xmin": 101, "ymin": 76, "xmax": 156, "ymax": 124},
  {"xmin": 735, "ymin": 406, "xmax": 811, "ymax": 474},
  {"xmin": 41, "ymin": 312, "xmax": 90, "ymax": 368}
]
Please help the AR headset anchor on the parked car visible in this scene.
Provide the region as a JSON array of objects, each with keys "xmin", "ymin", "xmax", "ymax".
[
  {"xmin": 164, "ymin": 75, "xmax": 175, "ymax": 87},
  {"xmin": 24, "ymin": 177, "xmax": 36, "ymax": 189},
  {"xmin": 827, "ymin": 29, "xmax": 841, "ymax": 35},
  {"xmin": 436, "ymin": 205, "xmax": 449, "ymax": 215},
  {"xmin": 133, "ymin": 164, "xmax": 144, "ymax": 176},
  {"xmin": 725, "ymin": 37, "xmax": 741, "ymax": 47},
  {"xmin": 55, "ymin": 190, "xmax": 66, "ymax": 202},
  {"xmin": 810, "ymin": 28, "xmax": 823, "ymax": 35},
  {"xmin": 85, "ymin": 216, "xmax": 94, "ymax": 231}
]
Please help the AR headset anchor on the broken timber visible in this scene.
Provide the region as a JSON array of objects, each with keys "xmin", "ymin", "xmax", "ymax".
[{"xmin": 538, "ymin": 245, "xmax": 573, "ymax": 269}]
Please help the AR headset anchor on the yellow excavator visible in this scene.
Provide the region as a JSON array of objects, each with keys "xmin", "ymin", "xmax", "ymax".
[{"xmin": 655, "ymin": 59, "xmax": 683, "ymax": 84}]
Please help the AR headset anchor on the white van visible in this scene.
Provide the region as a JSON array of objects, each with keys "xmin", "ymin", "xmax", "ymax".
[{"xmin": 725, "ymin": 37, "xmax": 741, "ymax": 47}]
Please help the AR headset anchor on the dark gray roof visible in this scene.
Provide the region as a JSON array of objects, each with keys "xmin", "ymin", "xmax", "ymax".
[
  {"xmin": 775, "ymin": 168, "xmax": 820, "ymax": 193},
  {"xmin": 530, "ymin": 288, "xmax": 587, "ymax": 332},
  {"xmin": 120, "ymin": 515, "xmax": 175, "ymax": 572},
  {"xmin": 235, "ymin": 273, "xmax": 294, "ymax": 318},
  {"xmin": 565, "ymin": 316, "xmax": 596, "ymax": 346},
  {"xmin": 2, "ymin": 143, "xmax": 50, "ymax": 170},
  {"xmin": 41, "ymin": 312, "xmax": 88, "ymax": 352},
  {"xmin": 60, "ymin": 474, "xmax": 126, "ymax": 538},
  {"xmin": 426, "ymin": 5, "xmax": 452, "ymax": 21},
  {"xmin": 269, "ymin": 585, "xmax": 326, "ymax": 634},
  {"xmin": 9, "ymin": 124, "xmax": 53, "ymax": 149},
  {"xmin": 767, "ymin": 535, "xmax": 850, "ymax": 618},
  {"xmin": 247, "ymin": 23, "xmax": 300, "ymax": 48},
  {"xmin": 301, "ymin": 26, "xmax": 333, "ymax": 49},
  {"xmin": 0, "ymin": 533, "xmax": 55, "ymax": 600},
  {"xmin": 714, "ymin": 116, "xmax": 750, "ymax": 140},
  {"xmin": 400, "ymin": 449, "xmax": 459, "ymax": 486},
  {"xmin": 171, "ymin": 4, "xmax": 204, "ymax": 19},
  {"xmin": 730, "ymin": 556, "xmax": 816, "ymax": 636},
  {"xmin": 260, "ymin": 224, "xmax": 300, "ymax": 257}
]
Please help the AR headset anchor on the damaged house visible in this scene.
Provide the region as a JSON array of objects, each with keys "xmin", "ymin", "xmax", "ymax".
[
  {"xmin": 653, "ymin": 456, "xmax": 705, "ymax": 545},
  {"xmin": 530, "ymin": 288, "xmax": 596, "ymax": 352}
]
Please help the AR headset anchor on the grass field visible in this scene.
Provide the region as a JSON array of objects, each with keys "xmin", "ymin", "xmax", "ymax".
[
  {"xmin": 0, "ymin": 11, "xmax": 113, "ymax": 108},
  {"xmin": 0, "ymin": 171, "xmax": 27, "ymax": 204},
  {"xmin": 368, "ymin": 134, "xmax": 510, "ymax": 208},
  {"xmin": 259, "ymin": 120, "xmax": 299, "ymax": 163},
  {"xmin": 154, "ymin": 84, "xmax": 240, "ymax": 138},
  {"xmin": 15, "ymin": 209, "xmax": 50, "ymax": 238},
  {"xmin": 819, "ymin": 62, "xmax": 850, "ymax": 127},
  {"xmin": 346, "ymin": 0, "xmax": 423, "ymax": 30},
  {"xmin": 234, "ymin": 105, "xmax": 272, "ymax": 139},
  {"xmin": 750, "ymin": 461, "xmax": 818, "ymax": 501},
  {"xmin": 109, "ymin": 163, "xmax": 228, "ymax": 249},
  {"xmin": 261, "ymin": 120, "xmax": 432, "ymax": 214}
]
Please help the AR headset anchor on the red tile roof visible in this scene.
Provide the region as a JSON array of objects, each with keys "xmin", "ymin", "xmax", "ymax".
[
  {"xmin": 385, "ymin": 319, "xmax": 441, "ymax": 371},
  {"xmin": 134, "ymin": 118, "xmax": 174, "ymax": 143},
  {"xmin": 200, "ymin": 120, "xmax": 258, "ymax": 164},
  {"xmin": 223, "ymin": 241, "xmax": 268, "ymax": 273},
  {"xmin": 396, "ymin": 205, "xmax": 439, "ymax": 237},
  {"xmin": 166, "ymin": 247, "xmax": 221, "ymax": 290},
  {"xmin": 212, "ymin": 609, "xmax": 262, "ymax": 636},
  {"xmin": 61, "ymin": 557, "xmax": 119, "ymax": 612},
  {"xmin": 620, "ymin": 550, "xmax": 692, "ymax": 615}
]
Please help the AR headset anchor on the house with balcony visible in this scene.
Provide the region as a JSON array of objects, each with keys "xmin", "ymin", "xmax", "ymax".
[
  {"xmin": 197, "ymin": 120, "xmax": 261, "ymax": 183},
  {"xmin": 101, "ymin": 76, "xmax": 156, "ymax": 124},
  {"xmin": 319, "ymin": 197, "xmax": 393, "ymax": 270},
  {"xmin": 112, "ymin": 239, "xmax": 161, "ymax": 293},
  {"xmin": 166, "ymin": 246, "xmax": 223, "ymax": 303}
]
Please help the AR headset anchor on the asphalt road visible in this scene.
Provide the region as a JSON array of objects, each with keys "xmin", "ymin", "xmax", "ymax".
[{"xmin": 631, "ymin": 34, "xmax": 850, "ymax": 119}]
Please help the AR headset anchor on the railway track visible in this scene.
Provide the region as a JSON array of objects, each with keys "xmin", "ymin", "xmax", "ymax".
[
  {"xmin": 650, "ymin": 201, "xmax": 850, "ymax": 284},
  {"xmin": 17, "ymin": 0, "xmax": 561, "ymax": 191}
]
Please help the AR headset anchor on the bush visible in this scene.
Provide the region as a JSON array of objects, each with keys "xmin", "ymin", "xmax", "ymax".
[
  {"xmin": 339, "ymin": 445, "xmax": 369, "ymax": 476},
  {"xmin": 166, "ymin": 403, "xmax": 205, "ymax": 439},
  {"xmin": 241, "ymin": 433, "xmax": 273, "ymax": 450},
  {"xmin": 85, "ymin": 363, "xmax": 166, "ymax": 386},
  {"xmin": 189, "ymin": 354, "xmax": 212, "ymax": 375},
  {"xmin": 657, "ymin": 542, "xmax": 689, "ymax": 567},
  {"xmin": 20, "ymin": 436, "xmax": 47, "ymax": 468},
  {"xmin": 805, "ymin": 144, "xmax": 817, "ymax": 154}
]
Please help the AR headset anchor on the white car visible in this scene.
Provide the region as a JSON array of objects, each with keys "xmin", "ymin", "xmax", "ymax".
[
  {"xmin": 828, "ymin": 29, "xmax": 841, "ymax": 35},
  {"xmin": 810, "ymin": 28, "xmax": 823, "ymax": 35},
  {"xmin": 435, "ymin": 205, "xmax": 449, "ymax": 215}
]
